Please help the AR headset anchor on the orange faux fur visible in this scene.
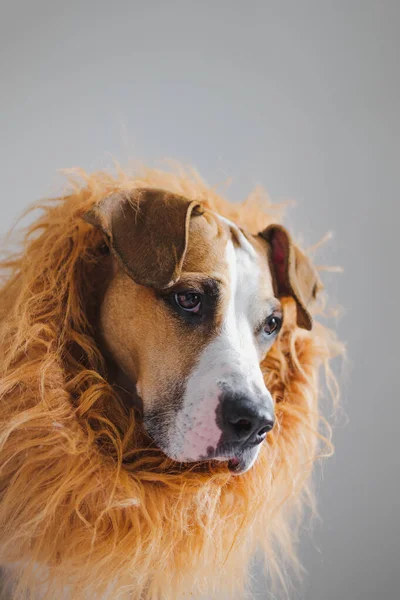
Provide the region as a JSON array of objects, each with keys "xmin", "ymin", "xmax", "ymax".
[{"xmin": 0, "ymin": 165, "xmax": 342, "ymax": 599}]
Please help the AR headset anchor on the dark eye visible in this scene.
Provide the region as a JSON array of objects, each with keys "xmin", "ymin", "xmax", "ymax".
[
  {"xmin": 174, "ymin": 292, "xmax": 203, "ymax": 313},
  {"xmin": 263, "ymin": 314, "xmax": 282, "ymax": 335}
]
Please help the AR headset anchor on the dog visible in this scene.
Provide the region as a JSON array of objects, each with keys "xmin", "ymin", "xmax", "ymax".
[{"xmin": 0, "ymin": 165, "xmax": 341, "ymax": 599}]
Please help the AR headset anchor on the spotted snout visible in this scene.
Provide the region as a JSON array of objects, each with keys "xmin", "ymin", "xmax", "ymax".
[{"xmin": 165, "ymin": 376, "xmax": 276, "ymax": 467}]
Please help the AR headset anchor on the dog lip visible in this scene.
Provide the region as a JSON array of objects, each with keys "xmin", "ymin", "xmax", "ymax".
[
  {"xmin": 227, "ymin": 456, "xmax": 253, "ymax": 475},
  {"xmin": 227, "ymin": 446, "xmax": 259, "ymax": 475},
  {"xmin": 203, "ymin": 442, "xmax": 260, "ymax": 474},
  {"xmin": 207, "ymin": 442, "xmax": 241, "ymax": 460},
  {"xmin": 212, "ymin": 436, "xmax": 263, "ymax": 459},
  {"xmin": 228, "ymin": 457, "xmax": 244, "ymax": 473},
  {"xmin": 204, "ymin": 445, "xmax": 246, "ymax": 470}
]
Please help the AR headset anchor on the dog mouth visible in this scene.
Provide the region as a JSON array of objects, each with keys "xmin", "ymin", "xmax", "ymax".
[
  {"xmin": 140, "ymin": 433, "xmax": 260, "ymax": 475},
  {"xmin": 205, "ymin": 444, "xmax": 260, "ymax": 475},
  {"xmin": 226, "ymin": 446, "xmax": 259, "ymax": 475},
  {"xmin": 228, "ymin": 456, "xmax": 244, "ymax": 473}
]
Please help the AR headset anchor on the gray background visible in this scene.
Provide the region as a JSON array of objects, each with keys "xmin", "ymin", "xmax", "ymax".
[{"xmin": 1, "ymin": 1, "xmax": 399, "ymax": 599}]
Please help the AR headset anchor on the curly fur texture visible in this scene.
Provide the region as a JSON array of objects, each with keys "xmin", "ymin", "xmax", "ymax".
[{"xmin": 0, "ymin": 164, "xmax": 342, "ymax": 599}]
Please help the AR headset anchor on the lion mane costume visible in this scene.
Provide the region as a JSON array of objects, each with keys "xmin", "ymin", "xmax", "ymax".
[{"xmin": 0, "ymin": 165, "xmax": 342, "ymax": 599}]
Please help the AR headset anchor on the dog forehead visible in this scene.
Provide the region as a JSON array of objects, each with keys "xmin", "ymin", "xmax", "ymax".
[
  {"xmin": 182, "ymin": 209, "xmax": 230, "ymax": 274},
  {"xmin": 183, "ymin": 210, "xmax": 273, "ymax": 291}
]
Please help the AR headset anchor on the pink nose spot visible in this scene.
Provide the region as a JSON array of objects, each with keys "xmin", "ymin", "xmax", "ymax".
[{"xmin": 181, "ymin": 395, "xmax": 222, "ymax": 460}]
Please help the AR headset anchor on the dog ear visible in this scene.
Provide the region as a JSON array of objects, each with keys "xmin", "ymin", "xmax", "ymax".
[
  {"xmin": 83, "ymin": 188, "xmax": 204, "ymax": 288},
  {"xmin": 259, "ymin": 224, "xmax": 322, "ymax": 330}
]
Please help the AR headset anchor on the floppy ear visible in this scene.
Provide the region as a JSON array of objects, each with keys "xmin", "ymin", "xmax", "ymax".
[
  {"xmin": 83, "ymin": 188, "xmax": 203, "ymax": 288},
  {"xmin": 259, "ymin": 224, "xmax": 322, "ymax": 330}
]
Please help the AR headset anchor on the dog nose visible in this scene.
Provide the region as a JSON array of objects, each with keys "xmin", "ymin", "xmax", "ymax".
[{"xmin": 219, "ymin": 395, "xmax": 275, "ymax": 446}]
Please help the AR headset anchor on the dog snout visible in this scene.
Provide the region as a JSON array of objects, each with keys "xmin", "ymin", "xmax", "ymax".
[{"xmin": 218, "ymin": 392, "xmax": 275, "ymax": 447}]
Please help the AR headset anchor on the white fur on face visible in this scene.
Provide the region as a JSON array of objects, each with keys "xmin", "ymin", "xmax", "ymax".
[{"xmin": 168, "ymin": 222, "xmax": 276, "ymax": 462}]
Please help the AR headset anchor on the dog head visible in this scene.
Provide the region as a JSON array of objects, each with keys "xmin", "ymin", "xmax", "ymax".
[{"xmin": 84, "ymin": 188, "xmax": 320, "ymax": 474}]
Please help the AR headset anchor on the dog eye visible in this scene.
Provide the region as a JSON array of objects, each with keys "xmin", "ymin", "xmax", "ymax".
[
  {"xmin": 263, "ymin": 314, "xmax": 282, "ymax": 335},
  {"xmin": 174, "ymin": 292, "xmax": 203, "ymax": 313}
]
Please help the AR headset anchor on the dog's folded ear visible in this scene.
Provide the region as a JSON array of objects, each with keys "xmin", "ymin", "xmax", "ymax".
[
  {"xmin": 258, "ymin": 224, "xmax": 322, "ymax": 330},
  {"xmin": 83, "ymin": 188, "xmax": 203, "ymax": 288}
]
